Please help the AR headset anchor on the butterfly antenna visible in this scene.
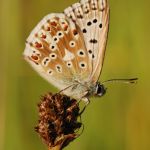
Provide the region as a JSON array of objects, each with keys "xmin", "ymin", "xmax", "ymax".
[{"xmin": 102, "ymin": 78, "xmax": 138, "ymax": 85}]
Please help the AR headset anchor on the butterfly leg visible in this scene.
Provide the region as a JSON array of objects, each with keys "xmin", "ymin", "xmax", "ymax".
[
  {"xmin": 82, "ymin": 97, "xmax": 90, "ymax": 105},
  {"xmin": 77, "ymin": 97, "xmax": 90, "ymax": 116}
]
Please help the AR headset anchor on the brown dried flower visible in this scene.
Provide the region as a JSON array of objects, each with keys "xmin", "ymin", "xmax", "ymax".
[{"xmin": 35, "ymin": 92, "xmax": 82, "ymax": 150}]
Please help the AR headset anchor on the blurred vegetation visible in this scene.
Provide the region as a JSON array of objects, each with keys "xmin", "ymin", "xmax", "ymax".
[{"xmin": 0, "ymin": 0, "xmax": 150, "ymax": 150}]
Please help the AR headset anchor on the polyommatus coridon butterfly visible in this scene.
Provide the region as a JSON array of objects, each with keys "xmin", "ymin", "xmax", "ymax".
[{"xmin": 23, "ymin": 0, "xmax": 137, "ymax": 104}]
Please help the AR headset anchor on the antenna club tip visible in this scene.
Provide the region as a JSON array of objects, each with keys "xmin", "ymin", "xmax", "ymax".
[{"xmin": 102, "ymin": 77, "xmax": 139, "ymax": 84}]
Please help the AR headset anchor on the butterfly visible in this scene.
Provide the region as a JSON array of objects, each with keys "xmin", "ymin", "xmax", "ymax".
[{"xmin": 23, "ymin": 0, "xmax": 137, "ymax": 104}]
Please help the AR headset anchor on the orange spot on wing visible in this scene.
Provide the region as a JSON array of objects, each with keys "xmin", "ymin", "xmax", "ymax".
[
  {"xmin": 50, "ymin": 21, "xmax": 57, "ymax": 26},
  {"xmin": 35, "ymin": 42, "xmax": 42, "ymax": 48},
  {"xmin": 41, "ymin": 34, "xmax": 47, "ymax": 39},
  {"xmin": 35, "ymin": 33, "xmax": 38, "ymax": 37},
  {"xmin": 64, "ymin": 25, "xmax": 68, "ymax": 31},
  {"xmin": 31, "ymin": 55, "xmax": 39, "ymax": 61},
  {"xmin": 73, "ymin": 29, "xmax": 78, "ymax": 35},
  {"xmin": 46, "ymin": 26, "xmax": 51, "ymax": 31},
  {"xmin": 61, "ymin": 22, "xmax": 65, "ymax": 24}
]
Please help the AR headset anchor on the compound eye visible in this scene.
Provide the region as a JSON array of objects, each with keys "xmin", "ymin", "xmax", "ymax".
[
  {"xmin": 97, "ymin": 86, "xmax": 102, "ymax": 94},
  {"xmin": 96, "ymin": 84, "xmax": 106, "ymax": 97}
]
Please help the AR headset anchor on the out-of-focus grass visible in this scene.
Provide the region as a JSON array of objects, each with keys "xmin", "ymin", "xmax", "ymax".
[{"xmin": 0, "ymin": 0, "xmax": 150, "ymax": 150}]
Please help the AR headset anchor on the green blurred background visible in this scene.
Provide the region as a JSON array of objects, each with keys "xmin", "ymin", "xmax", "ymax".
[{"xmin": 0, "ymin": 0, "xmax": 150, "ymax": 150}]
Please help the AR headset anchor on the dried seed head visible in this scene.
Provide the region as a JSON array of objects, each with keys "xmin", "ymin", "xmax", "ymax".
[{"xmin": 35, "ymin": 92, "xmax": 82, "ymax": 149}]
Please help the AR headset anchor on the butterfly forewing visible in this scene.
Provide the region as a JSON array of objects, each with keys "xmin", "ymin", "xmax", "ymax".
[
  {"xmin": 90, "ymin": 0, "xmax": 110, "ymax": 83},
  {"xmin": 64, "ymin": 0, "xmax": 110, "ymax": 83}
]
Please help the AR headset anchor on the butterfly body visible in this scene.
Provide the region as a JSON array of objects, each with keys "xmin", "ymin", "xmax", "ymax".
[
  {"xmin": 24, "ymin": 0, "xmax": 109, "ymax": 101},
  {"xmin": 59, "ymin": 80, "xmax": 106, "ymax": 103}
]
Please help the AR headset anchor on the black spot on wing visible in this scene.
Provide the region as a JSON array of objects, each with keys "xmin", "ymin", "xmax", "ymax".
[{"xmin": 89, "ymin": 39, "xmax": 98, "ymax": 44}]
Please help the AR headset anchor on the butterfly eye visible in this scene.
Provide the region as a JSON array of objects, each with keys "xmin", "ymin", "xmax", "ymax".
[
  {"xmin": 96, "ymin": 84, "xmax": 106, "ymax": 97},
  {"xmin": 69, "ymin": 41, "xmax": 76, "ymax": 47},
  {"xmin": 79, "ymin": 61, "xmax": 87, "ymax": 69},
  {"xmin": 49, "ymin": 53, "xmax": 57, "ymax": 59}
]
